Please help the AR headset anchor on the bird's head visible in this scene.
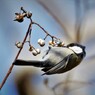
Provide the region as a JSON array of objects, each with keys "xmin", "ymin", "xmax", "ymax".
[{"xmin": 67, "ymin": 43, "xmax": 86, "ymax": 58}]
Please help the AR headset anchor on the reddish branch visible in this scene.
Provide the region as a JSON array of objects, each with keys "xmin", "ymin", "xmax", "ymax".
[
  {"xmin": 32, "ymin": 22, "xmax": 58, "ymax": 40},
  {"xmin": 0, "ymin": 20, "xmax": 32, "ymax": 90}
]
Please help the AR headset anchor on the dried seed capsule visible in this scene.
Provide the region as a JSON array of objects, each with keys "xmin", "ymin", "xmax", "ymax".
[
  {"xmin": 15, "ymin": 42, "xmax": 23, "ymax": 48},
  {"xmin": 38, "ymin": 39, "xmax": 45, "ymax": 47},
  {"xmin": 14, "ymin": 14, "xmax": 24, "ymax": 23}
]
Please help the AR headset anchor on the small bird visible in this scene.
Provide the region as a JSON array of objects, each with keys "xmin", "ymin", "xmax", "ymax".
[{"xmin": 13, "ymin": 43, "xmax": 86, "ymax": 75}]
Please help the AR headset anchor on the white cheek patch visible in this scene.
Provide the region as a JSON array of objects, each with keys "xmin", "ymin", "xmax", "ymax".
[{"xmin": 69, "ymin": 46, "xmax": 83, "ymax": 54}]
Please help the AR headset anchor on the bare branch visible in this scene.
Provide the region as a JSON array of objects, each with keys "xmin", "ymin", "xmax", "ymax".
[
  {"xmin": 0, "ymin": 20, "xmax": 32, "ymax": 90},
  {"xmin": 32, "ymin": 21, "xmax": 58, "ymax": 40}
]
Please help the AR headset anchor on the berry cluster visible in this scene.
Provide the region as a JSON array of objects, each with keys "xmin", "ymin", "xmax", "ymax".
[
  {"xmin": 14, "ymin": 7, "xmax": 65, "ymax": 56},
  {"xmin": 0, "ymin": 7, "xmax": 65, "ymax": 89},
  {"xmin": 15, "ymin": 38, "xmax": 64, "ymax": 56}
]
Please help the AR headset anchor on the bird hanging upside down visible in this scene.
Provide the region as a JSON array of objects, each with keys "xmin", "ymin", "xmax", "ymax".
[{"xmin": 13, "ymin": 43, "xmax": 86, "ymax": 75}]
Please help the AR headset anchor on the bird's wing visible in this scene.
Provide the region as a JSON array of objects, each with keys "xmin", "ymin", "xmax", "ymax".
[{"xmin": 42, "ymin": 54, "xmax": 72, "ymax": 75}]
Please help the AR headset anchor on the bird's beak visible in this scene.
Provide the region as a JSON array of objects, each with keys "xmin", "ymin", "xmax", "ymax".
[{"xmin": 83, "ymin": 46, "xmax": 86, "ymax": 49}]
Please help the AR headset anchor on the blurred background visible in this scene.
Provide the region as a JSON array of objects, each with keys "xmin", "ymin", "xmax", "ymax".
[{"xmin": 0, "ymin": 0, "xmax": 95, "ymax": 95}]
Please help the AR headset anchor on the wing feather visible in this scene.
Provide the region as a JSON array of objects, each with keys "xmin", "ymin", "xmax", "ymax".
[{"xmin": 42, "ymin": 54, "xmax": 72, "ymax": 75}]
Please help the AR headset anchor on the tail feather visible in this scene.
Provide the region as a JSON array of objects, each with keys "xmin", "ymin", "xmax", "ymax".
[{"xmin": 13, "ymin": 59, "xmax": 45, "ymax": 67}]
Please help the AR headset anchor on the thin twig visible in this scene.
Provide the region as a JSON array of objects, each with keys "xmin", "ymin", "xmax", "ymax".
[
  {"xmin": 32, "ymin": 21, "xmax": 58, "ymax": 40},
  {"xmin": 0, "ymin": 20, "xmax": 32, "ymax": 90}
]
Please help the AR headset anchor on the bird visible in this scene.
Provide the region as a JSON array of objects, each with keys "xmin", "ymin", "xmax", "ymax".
[{"xmin": 13, "ymin": 43, "xmax": 86, "ymax": 75}]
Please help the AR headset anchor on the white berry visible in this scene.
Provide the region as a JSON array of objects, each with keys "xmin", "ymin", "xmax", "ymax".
[
  {"xmin": 36, "ymin": 48, "xmax": 41, "ymax": 54},
  {"xmin": 32, "ymin": 50, "xmax": 38, "ymax": 56},
  {"xmin": 38, "ymin": 39, "xmax": 45, "ymax": 47},
  {"xmin": 49, "ymin": 41, "xmax": 53, "ymax": 45},
  {"xmin": 15, "ymin": 42, "xmax": 23, "ymax": 48}
]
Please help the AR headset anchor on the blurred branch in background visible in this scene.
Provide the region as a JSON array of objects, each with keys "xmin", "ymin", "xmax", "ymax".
[
  {"xmin": 86, "ymin": 54, "xmax": 95, "ymax": 61},
  {"xmin": 15, "ymin": 69, "xmax": 95, "ymax": 95},
  {"xmin": 34, "ymin": 1, "xmax": 95, "ymax": 95},
  {"xmin": 15, "ymin": 69, "xmax": 38, "ymax": 95},
  {"xmin": 75, "ymin": 0, "xmax": 81, "ymax": 43},
  {"xmin": 52, "ymin": 79, "xmax": 95, "ymax": 95},
  {"xmin": 36, "ymin": 0, "xmax": 73, "ymax": 42},
  {"xmin": 75, "ymin": 0, "xmax": 89, "ymax": 43}
]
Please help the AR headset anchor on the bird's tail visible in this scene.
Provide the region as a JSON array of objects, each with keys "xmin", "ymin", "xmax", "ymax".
[{"xmin": 13, "ymin": 59, "xmax": 46, "ymax": 67}]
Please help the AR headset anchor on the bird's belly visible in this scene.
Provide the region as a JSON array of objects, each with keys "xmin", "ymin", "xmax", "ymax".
[{"xmin": 47, "ymin": 49, "xmax": 73, "ymax": 65}]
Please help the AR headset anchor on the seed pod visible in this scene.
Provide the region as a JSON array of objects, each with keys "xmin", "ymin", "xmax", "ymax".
[
  {"xmin": 38, "ymin": 39, "xmax": 45, "ymax": 47},
  {"xmin": 15, "ymin": 42, "xmax": 23, "ymax": 48}
]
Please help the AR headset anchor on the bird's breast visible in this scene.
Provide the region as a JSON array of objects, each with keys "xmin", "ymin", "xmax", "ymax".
[{"xmin": 43, "ymin": 47, "xmax": 74, "ymax": 65}]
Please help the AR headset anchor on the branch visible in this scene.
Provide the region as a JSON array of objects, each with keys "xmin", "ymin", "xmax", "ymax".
[
  {"xmin": 0, "ymin": 20, "xmax": 32, "ymax": 90},
  {"xmin": 32, "ymin": 21, "xmax": 58, "ymax": 40},
  {"xmin": 0, "ymin": 7, "xmax": 65, "ymax": 89}
]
